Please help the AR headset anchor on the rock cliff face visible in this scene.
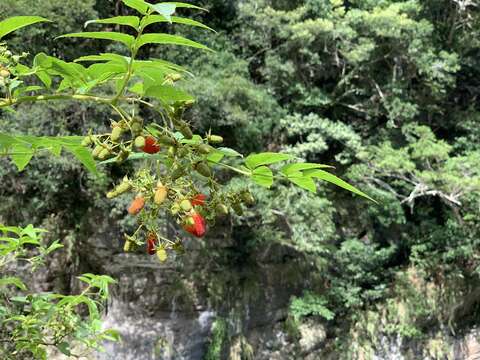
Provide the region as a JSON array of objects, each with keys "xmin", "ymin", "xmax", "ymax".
[{"xmin": 42, "ymin": 215, "xmax": 480, "ymax": 360}]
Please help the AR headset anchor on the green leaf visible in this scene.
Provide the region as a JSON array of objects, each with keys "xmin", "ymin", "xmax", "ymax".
[
  {"xmin": 281, "ymin": 162, "xmax": 333, "ymax": 176},
  {"xmin": 10, "ymin": 143, "xmax": 34, "ymax": 171},
  {"xmin": 305, "ymin": 169, "xmax": 376, "ymax": 202},
  {"xmin": 141, "ymin": 15, "xmax": 215, "ymax": 31},
  {"xmin": 145, "ymin": 85, "xmax": 194, "ymax": 103},
  {"xmin": 62, "ymin": 142, "xmax": 98, "ymax": 174},
  {"xmin": 161, "ymin": 2, "xmax": 206, "ymax": 11},
  {"xmin": 57, "ymin": 342, "xmax": 71, "ymax": 356},
  {"xmin": 252, "ymin": 166, "xmax": 273, "ymax": 188},
  {"xmin": 245, "ymin": 152, "xmax": 293, "ymax": 170},
  {"xmin": 207, "ymin": 151, "xmax": 224, "ymax": 163},
  {"xmin": 136, "ymin": 33, "xmax": 212, "ymax": 51},
  {"xmin": 57, "ymin": 32, "xmax": 135, "ymax": 48},
  {"xmin": 0, "ymin": 277, "xmax": 27, "ymax": 290},
  {"xmin": 0, "ymin": 16, "xmax": 50, "ymax": 40},
  {"xmin": 75, "ymin": 53, "xmax": 129, "ymax": 67},
  {"xmin": 216, "ymin": 147, "xmax": 243, "ymax": 157},
  {"xmin": 85, "ymin": 16, "xmax": 140, "ymax": 30},
  {"xmin": 286, "ymin": 172, "xmax": 317, "ymax": 193},
  {"xmin": 103, "ymin": 329, "xmax": 122, "ymax": 342},
  {"xmin": 122, "ymin": 0, "xmax": 149, "ymax": 14},
  {"xmin": 149, "ymin": 3, "xmax": 177, "ymax": 22}
]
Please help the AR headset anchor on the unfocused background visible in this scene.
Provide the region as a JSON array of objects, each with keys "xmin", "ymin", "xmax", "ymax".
[{"xmin": 1, "ymin": 0, "xmax": 480, "ymax": 359}]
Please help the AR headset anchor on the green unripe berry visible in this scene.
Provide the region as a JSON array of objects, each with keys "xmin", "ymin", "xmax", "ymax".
[
  {"xmin": 215, "ymin": 203, "xmax": 229, "ymax": 218},
  {"xmin": 0, "ymin": 69, "xmax": 10, "ymax": 78},
  {"xmin": 177, "ymin": 147, "xmax": 188, "ymax": 158},
  {"xmin": 180, "ymin": 199, "xmax": 193, "ymax": 212},
  {"xmin": 158, "ymin": 135, "xmax": 176, "ymax": 146},
  {"xmin": 134, "ymin": 136, "xmax": 146, "ymax": 149},
  {"xmin": 241, "ymin": 192, "xmax": 256, "ymax": 206},
  {"xmin": 92, "ymin": 145, "xmax": 103, "ymax": 158},
  {"xmin": 198, "ymin": 144, "xmax": 212, "ymax": 155},
  {"xmin": 232, "ymin": 203, "xmax": 244, "ymax": 216},
  {"xmin": 116, "ymin": 150, "xmax": 130, "ymax": 164},
  {"xmin": 98, "ymin": 148, "xmax": 111, "ymax": 160},
  {"xmin": 171, "ymin": 203, "xmax": 181, "ymax": 215},
  {"xmin": 171, "ymin": 166, "xmax": 184, "ymax": 180},
  {"xmin": 180, "ymin": 126, "xmax": 193, "ymax": 140},
  {"xmin": 208, "ymin": 135, "xmax": 224, "ymax": 144},
  {"xmin": 131, "ymin": 122, "xmax": 143, "ymax": 135},
  {"xmin": 106, "ymin": 190, "xmax": 118, "ymax": 199},
  {"xmin": 81, "ymin": 136, "xmax": 93, "ymax": 147},
  {"xmin": 111, "ymin": 126, "xmax": 123, "ymax": 142},
  {"xmin": 116, "ymin": 180, "xmax": 131, "ymax": 195},
  {"xmin": 195, "ymin": 161, "xmax": 212, "ymax": 178},
  {"xmin": 168, "ymin": 146, "xmax": 176, "ymax": 158}
]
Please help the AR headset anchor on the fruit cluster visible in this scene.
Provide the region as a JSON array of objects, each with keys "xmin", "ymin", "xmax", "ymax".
[
  {"xmin": 82, "ymin": 110, "xmax": 255, "ymax": 262},
  {"xmin": 0, "ymin": 44, "xmax": 27, "ymax": 88}
]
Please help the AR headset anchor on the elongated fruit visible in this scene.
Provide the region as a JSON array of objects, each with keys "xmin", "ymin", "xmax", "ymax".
[
  {"xmin": 191, "ymin": 194, "xmax": 207, "ymax": 206},
  {"xmin": 183, "ymin": 212, "xmax": 207, "ymax": 237},
  {"xmin": 146, "ymin": 232, "xmax": 157, "ymax": 255},
  {"xmin": 142, "ymin": 136, "xmax": 161, "ymax": 154},
  {"xmin": 195, "ymin": 161, "xmax": 212, "ymax": 177},
  {"xmin": 128, "ymin": 196, "xmax": 145, "ymax": 215},
  {"xmin": 154, "ymin": 185, "xmax": 168, "ymax": 205}
]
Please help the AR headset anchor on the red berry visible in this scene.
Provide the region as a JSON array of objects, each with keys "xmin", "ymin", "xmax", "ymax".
[
  {"xmin": 128, "ymin": 196, "xmax": 145, "ymax": 215},
  {"xmin": 146, "ymin": 232, "xmax": 157, "ymax": 255},
  {"xmin": 191, "ymin": 194, "xmax": 207, "ymax": 207},
  {"xmin": 183, "ymin": 212, "xmax": 206, "ymax": 238},
  {"xmin": 142, "ymin": 136, "xmax": 161, "ymax": 154}
]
